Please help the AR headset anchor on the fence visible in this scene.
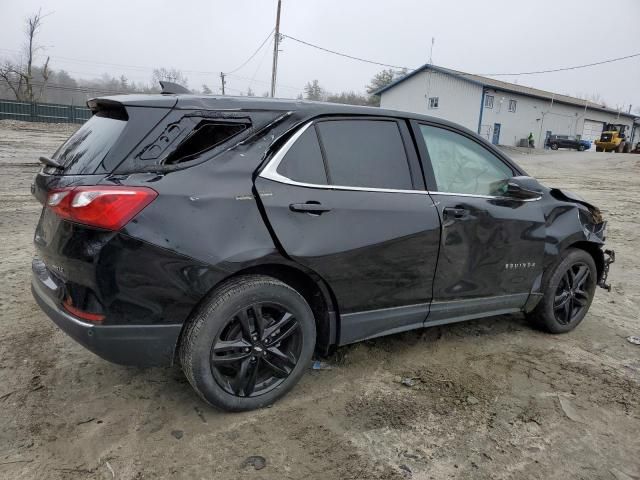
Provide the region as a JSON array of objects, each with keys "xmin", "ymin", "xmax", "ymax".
[{"xmin": 0, "ymin": 98, "xmax": 92, "ymax": 124}]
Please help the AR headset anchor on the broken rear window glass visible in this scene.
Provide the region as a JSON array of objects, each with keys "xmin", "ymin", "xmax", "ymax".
[{"xmin": 163, "ymin": 122, "xmax": 247, "ymax": 164}]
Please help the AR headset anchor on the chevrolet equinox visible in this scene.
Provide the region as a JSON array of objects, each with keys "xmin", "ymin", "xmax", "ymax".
[{"xmin": 31, "ymin": 85, "xmax": 614, "ymax": 411}]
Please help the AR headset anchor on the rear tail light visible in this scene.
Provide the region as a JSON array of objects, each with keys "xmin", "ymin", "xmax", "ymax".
[
  {"xmin": 46, "ymin": 186, "xmax": 157, "ymax": 230},
  {"xmin": 63, "ymin": 298, "xmax": 105, "ymax": 323}
]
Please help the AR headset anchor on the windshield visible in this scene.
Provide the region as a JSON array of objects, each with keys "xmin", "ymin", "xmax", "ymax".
[{"xmin": 51, "ymin": 111, "xmax": 127, "ymax": 175}]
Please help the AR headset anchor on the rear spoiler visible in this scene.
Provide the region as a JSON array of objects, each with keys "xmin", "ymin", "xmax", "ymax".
[{"xmin": 86, "ymin": 95, "xmax": 178, "ymax": 111}]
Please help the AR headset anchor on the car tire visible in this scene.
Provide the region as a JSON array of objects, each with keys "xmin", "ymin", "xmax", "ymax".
[
  {"xmin": 550, "ymin": 143, "xmax": 559, "ymax": 150},
  {"xmin": 578, "ymin": 145, "xmax": 586, "ymax": 151},
  {"xmin": 179, "ymin": 275, "xmax": 316, "ymax": 411},
  {"xmin": 527, "ymin": 248, "xmax": 597, "ymax": 334}
]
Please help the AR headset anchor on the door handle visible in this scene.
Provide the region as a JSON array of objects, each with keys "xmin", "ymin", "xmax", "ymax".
[
  {"xmin": 443, "ymin": 206, "xmax": 468, "ymax": 219},
  {"xmin": 289, "ymin": 201, "xmax": 332, "ymax": 214}
]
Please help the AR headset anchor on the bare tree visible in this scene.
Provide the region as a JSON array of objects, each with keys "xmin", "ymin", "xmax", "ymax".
[
  {"xmin": 0, "ymin": 9, "xmax": 51, "ymax": 101},
  {"xmin": 152, "ymin": 68, "xmax": 188, "ymax": 87}
]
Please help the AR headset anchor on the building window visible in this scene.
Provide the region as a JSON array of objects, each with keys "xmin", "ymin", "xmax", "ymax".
[
  {"xmin": 484, "ymin": 95, "xmax": 494, "ymax": 109},
  {"xmin": 508, "ymin": 100, "xmax": 517, "ymax": 112},
  {"xmin": 428, "ymin": 97, "xmax": 439, "ymax": 109}
]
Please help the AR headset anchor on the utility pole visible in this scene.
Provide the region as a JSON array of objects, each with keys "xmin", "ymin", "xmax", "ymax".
[
  {"xmin": 220, "ymin": 72, "xmax": 226, "ymax": 95},
  {"xmin": 270, "ymin": 0, "xmax": 282, "ymax": 98}
]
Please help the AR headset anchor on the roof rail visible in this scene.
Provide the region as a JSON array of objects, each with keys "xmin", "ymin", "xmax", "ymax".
[{"xmin": 159, "ymin": 81, "xmax": 191, "ymax": 95}]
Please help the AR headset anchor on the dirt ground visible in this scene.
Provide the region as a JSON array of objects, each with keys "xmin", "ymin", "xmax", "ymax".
[{"xmin": 0, "ymin": 119, "xmax": 638, "ymax": 480}]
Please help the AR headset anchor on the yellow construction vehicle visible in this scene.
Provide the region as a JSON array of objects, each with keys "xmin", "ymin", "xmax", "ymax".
[{"xmin": 594, "ymin": 123, "xmax": 631, "ymax": 153}]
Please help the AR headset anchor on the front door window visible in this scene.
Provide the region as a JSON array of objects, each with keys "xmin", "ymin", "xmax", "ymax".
[{"xmin": 419, "ymin": 125, "xmax": 513, "ymax": 196}]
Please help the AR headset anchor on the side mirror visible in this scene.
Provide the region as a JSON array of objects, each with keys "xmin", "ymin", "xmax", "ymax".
[{"xmin": 504, "ymin": 176, "xmax": 543, "ymax": 200}]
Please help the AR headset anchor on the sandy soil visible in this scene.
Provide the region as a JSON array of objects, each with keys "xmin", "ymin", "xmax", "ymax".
[{"xmin": 0, "ymin": 120, "xmax": 638, "ymax": 480}]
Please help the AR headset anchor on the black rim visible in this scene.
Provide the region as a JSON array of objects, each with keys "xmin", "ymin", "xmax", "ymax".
[
  {"xmin": 210, "ymin": 302, "xmax": 302, "ymax": 397},
  {"xmin": 553, "ymin": 262, "xmax": 591, "ymax": 325}
]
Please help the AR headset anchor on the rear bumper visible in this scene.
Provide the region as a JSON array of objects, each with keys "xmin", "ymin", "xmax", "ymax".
[{"xmin": 31, "ymin": 261, "xmax": 182, "ymax": 367}]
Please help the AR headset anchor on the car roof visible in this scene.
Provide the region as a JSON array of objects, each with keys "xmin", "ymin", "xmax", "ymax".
[{"xmin": 90, "ymin": 93, "xmax": 471, "ymax": 132}]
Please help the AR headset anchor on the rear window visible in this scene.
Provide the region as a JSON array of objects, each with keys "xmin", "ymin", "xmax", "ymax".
[{"xmin": 51, "ymin": 111, "xmax": 127, "ymax": 175}]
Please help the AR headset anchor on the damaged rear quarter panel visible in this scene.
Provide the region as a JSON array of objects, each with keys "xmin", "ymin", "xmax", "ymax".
[{"xmin": 100, "ymin": 110, "xmax": 322, "ymax": 326}]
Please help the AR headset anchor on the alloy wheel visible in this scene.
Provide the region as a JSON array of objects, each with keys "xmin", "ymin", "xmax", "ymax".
[
  {"xmin": 553, "ymin": 262, "xmax": 592, "ymax": 325},
  {"xmin": 210, "ymin": 302, "xmax": 302, "ymax": 397}
]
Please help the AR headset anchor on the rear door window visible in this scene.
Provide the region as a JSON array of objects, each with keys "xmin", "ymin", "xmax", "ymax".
[
  {"xmin": 52, "ymin": 111, "xmax": 127, "ymax": 175},
  {"xmin": 276, "ymin": 126, "xmax": 327, "ymax": 185},
  {"xmin": 315, "ymin": 120, "xmax": 413, "ymax": 190}
]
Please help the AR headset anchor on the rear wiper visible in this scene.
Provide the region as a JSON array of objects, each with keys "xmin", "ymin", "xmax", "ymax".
[{"xmin": 39, "ymin": 156, "xmax": 63, "ymax": 169}]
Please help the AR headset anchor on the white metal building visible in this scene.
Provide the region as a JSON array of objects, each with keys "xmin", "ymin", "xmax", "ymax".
[{"xmin": 376, "ymin": 64, "xmax": 638, "ymax": 149}]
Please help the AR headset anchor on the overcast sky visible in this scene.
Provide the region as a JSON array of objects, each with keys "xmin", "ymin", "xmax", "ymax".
[{"xmin": 1, "ymin": 0, "xmax": 639, "ymax": 109}]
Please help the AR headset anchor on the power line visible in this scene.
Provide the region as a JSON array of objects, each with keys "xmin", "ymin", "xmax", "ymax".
[
  {"xmin": 3, "ymin": 42, "xmax": 639, "ymax": 80},
  {"xmin": 0, "ymin": 46, "xmax": 298, "ymax": 92},
  {"xmin": 224, "ymin": 29, "xmax": 274, "ymax": 75},
  {"xmin": 0, "ymin": 46, "xmax": 264, "ymax": 78},
  {"xmin": 281, "ymin": 34, "xmax": 410, "ymax": 70},
  {"xmin": 249, "ymin": 36, "xmax": 274, "ymax": 93},
  {"xmin": 280, "ymin": 34, "xmax": 640, "ymax": 77},
  {"xmin": 226, "ymin": 72, "xmax": 302, "ymax": 91},
  {"xmin": 477, "ymin": 52, "xmax": 640, "ymax": 76}
]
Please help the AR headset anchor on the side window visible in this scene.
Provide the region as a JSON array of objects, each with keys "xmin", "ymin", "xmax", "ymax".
[
  {"xmin": 316, "ymin": 120, "xmax": 413, "ymax": 190},
  {"xmin": 276, "ymin": 126, "xmax": 328, "ymax": 185},
  {"xmin": 419, "ymin": 125, "xmax": 513, "ymax": 196},
  {"xmin": 163, "ymin": 121, "xmax": 247, "ymax": 164},
  {"xmin": 485, "ymin": 95, "xmax": 494, "ymax": 109}
]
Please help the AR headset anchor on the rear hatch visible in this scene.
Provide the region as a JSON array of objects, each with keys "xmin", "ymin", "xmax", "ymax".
[
  {"xmin": 32, "ymin": 97, "xmax": 176, "ymax": 201},
  {"xmin": 32, "ymin": 96, "xmax": 176, "ymax": 321},
  {"xmin": 32, "ymin": 94, "xmax": 264, "ymax": 323}
]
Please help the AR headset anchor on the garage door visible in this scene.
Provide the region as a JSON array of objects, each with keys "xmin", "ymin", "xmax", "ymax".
[{"xmin": 582, "ymin": 120, "xmax": 604, "ymax": 149}]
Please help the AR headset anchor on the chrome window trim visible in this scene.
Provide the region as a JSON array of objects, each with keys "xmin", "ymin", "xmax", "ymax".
[
  {"xmin": 259, "ymin": 121, "xmax": 540, "ymax": 202},
  {"xmin": 259, "ymin": 121, "xmax": 427, "ymax": 195},
  {"xmin": 429, "ymin": 191, "xmax": 541, "ymax": 202}
]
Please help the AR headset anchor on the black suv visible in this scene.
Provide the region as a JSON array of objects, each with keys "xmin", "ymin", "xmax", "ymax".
[
  {"xmin": 546, "ymin": 134, "xmax": 590, "ymax": 151},
  {"xmin": 31, "ymin": 91, "xmax": 614, "ymax": 411}
]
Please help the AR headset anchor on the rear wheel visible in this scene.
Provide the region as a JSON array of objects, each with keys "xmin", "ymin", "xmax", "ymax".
[
  {"xmin": 527, "ymin": 248, "xmax": 597, "ymax": 333},
  {"xmin": 550, "ymin": 143, "xmax": 559, "ymax": 150},
  {"xmin": 179, "ymin": 275, "xmax": 316, "ymax": 411}
]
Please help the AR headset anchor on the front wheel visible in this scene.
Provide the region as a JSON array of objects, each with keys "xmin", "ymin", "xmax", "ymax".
[
  {"xmin": 577, "ymin": 145, "xmax": 586, "ymax": 151},
  {"xmin": 179, "ymin": 275, "xmax": 316, "ymax": 411},
  {"xmin": 550, "ymin": 143, "xmax": 559, "ymax": 150},
  {"xmin": 527, "ymin": 248, "xmax": 597, "ymax": 333}
]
